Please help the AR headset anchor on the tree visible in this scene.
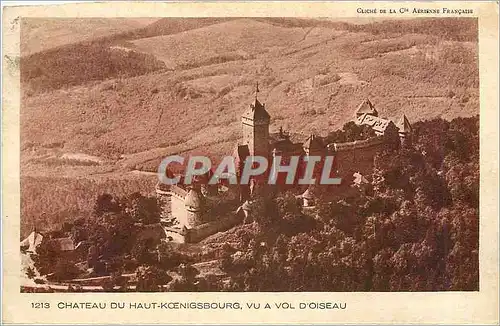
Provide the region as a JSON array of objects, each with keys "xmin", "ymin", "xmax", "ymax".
[
  {"xmin": 93, "ymin": 193, "xmax": 121, "ymax": 217},
  {"xmin": 25, "ymin": 267, "xmax": 36, "ymax": 279},
  {"xmin": 52, "ymin": 260, "xmax": 81, "ymax": 282},
  {"xmin": 32, "ymin": 240, "xmax": 58, "ymax": 276},
  {"xmin": 251, "ymin": 197, "xmax": 279, "ymax": 227},
  {"xmin": 169, "ymin": 264, "xmax": 200, "ymax": 291},
  {"xmin": 135, "ymin": 266, "xmax": 172, "ymax": 292},
  {"xmin": 131, "ymin": 239, "xmax": 157, "ymax": 265},
  {"xmin": 125, "ymin": 192, "xmax": 161, "ymax": 225},
  {"xmin": 157, "ymin": 242, "xmax": 188, "ymax": 270},
  {"xmin": 87, "ymin": 210, "xmax": 134, "ymax": 261},
  {"xmin": 101, "ymin": 272, "xmax": 128, "ymax": 292}
]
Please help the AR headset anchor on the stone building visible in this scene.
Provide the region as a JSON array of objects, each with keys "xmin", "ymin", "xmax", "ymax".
[
  {"xmin": 155, "ymin": 91, "xmax": 412, "ymax": 242},
  {"xmin": 240, "ymin": 98, "xmax": 271, "ymax": 158},
  {"xmin": 155, "ymin": 181, "xmax": 242, "ymax": 243},
  {"xmin": 233, "ymin": 94, "xmax": 411, "ymax": 198}
]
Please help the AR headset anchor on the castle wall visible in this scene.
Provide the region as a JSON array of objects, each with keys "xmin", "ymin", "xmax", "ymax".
[
  {"xmin": 156, "ymin": 184, "xmax": 189, "ymax": 223},
  {"xmin": 156, "ymin": 192, "xmax": 171, "ymax": 220},
  {"xmin": 163, "ymin": 213, "xmax": 243, "ymax": 244},
  {"xmin": 327, "ymin": 136, "xmax": 387, "ymax": 195},
  {"xmin": 328, "ymin": 136, "xmax": 385, "ymax": 152},
  {"xmin": 187, "ymin": 213, "xmax": 243, "ymax": 243},
  {"xmin": 171, "ymin": 194, "xmax": 187, "ymax": 226},
  {"xmin": 186, "ymin": 209, "xmax": 203, "ymax": 228}
]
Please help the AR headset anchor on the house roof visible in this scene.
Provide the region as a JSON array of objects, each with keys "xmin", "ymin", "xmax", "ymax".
[
  {"xmin": 397, "ymin": 114, "xmax": 412, "ymax": 133},
  {"xmin": 356, "ymin": 99, "xmax": 378, "ymax": 116},
  {"xmin": 241, "ymin": 98, "xmax": 270, "ymax": 122},
  {"xmin": 20, "ymin": 231, "xmax": 44, "ymax": 253}
]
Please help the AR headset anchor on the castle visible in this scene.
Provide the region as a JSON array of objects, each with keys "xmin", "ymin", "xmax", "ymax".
[{"xmin": 155, "ymin": 93, "xmax": 412, "ymax": 243}]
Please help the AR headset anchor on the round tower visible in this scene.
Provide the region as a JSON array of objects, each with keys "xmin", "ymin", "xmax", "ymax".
[{"xmin": 184, "ymin": 187, "xmax": 204, "ymax": 228}]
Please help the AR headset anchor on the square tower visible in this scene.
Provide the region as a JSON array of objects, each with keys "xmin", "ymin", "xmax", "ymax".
[{"xmin": 241, "ymin": 98, "xmax": 270, "ymax": 158}]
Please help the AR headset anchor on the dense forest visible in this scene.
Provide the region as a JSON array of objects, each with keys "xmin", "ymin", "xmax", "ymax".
[
  {"xmin": 27, "ymin": 115, "xmax": 479, "ymax": 292},
  {"xmin": 215, "ymin": 115, "xmax": 479, "ymax": 291}
]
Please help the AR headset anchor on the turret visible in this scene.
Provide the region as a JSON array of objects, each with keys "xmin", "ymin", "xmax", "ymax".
[
  {"xmin": 184, "ymin": 187, "xmax": 205, "ymax": 228},
  {"xmin": 299, "ymin": 186, "xmax": 316, "ymax": 207},
  {"xmin": 396, "ymin": 114, "xmax": 412, "ymax": 145}
]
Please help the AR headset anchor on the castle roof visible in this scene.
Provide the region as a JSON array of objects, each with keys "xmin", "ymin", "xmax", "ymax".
[
  {"xmin": 170, "ymin": 184, "xmax": 189, "ymax": 197},
  {"xmin": 303, "ymin": 134, "xmax": 324, "ymax": 151},
  {"xmin": 185, "ymin": 188, "xmax": 204, "ymax": 210},
  {"xmin": 270, "ymin": 137, "xmax": 303, "ymax": 154},
  {"xmin": 357, "ymin": 113, "xmax": 395, "ymax": 134},
  {"xmin": 396, "ymin": 114, "xmax": 412, "ymax": 133},
  {"xmin": 356, "ymin": 99, "xmax": 378, "ymax": 117},
  {"xmin": 242, "ymin": 98, "xmax": 270, "ymax": 122}
]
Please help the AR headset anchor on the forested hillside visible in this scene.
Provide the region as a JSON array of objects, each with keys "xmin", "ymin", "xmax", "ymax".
[
  {"xmin": 28, "ymin": 116, "xmax": 479, "ymax": 292},
  {"xmin": 209, "ymin": 115, "xmax": 479, "ymax": 291}
]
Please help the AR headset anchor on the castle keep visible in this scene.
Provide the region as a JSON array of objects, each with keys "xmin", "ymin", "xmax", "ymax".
[{"xmin": 156, "ymin": 94, "xmax": 412, "ymax": 243}]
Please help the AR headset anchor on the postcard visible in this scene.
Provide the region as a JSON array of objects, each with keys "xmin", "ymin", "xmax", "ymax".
[{"xmin": 2, "ymin": 1, "xmax": 499, "ymax": 324}]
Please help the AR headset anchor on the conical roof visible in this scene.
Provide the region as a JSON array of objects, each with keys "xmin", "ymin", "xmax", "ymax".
[
  {"xmin": 301, "ymin": 187, "xmax": 315, "ymax": 200},
  {"xmin": 356, "ymin": 99, "xmax": 378, "ymax": 116},
  {"xmin": 242, "ymin": 98, "xmax": 270, "ymax": 122},
  {"xmin": 397, "ymin": 114, "xmax": 412, "ymax": 133}
]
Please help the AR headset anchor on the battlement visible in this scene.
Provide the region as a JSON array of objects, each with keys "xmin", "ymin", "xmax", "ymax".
[{"xmin": 327, "ymin": 135, "xmax": 385, "ymax": 152}]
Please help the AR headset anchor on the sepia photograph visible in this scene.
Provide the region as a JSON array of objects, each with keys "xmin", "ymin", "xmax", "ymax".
[
  {"xmin": 2, "ymin": 1, "xmax": 499, "ymax": 324},
  {"xmin": 16, "ymin": 16, "xmax": 482, "ymax": 293}
]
